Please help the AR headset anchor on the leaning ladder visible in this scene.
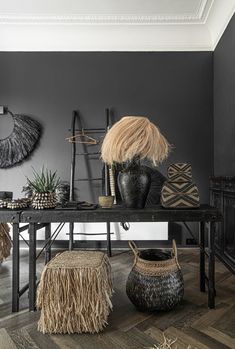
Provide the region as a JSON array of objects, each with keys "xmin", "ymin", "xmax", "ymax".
[{"xmin": 68, "ymin": 109, "xmax": 112, "ymax": 256}]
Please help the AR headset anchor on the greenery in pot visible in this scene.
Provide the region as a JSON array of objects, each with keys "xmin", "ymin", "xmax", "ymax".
[
  {"xmin": 26, "ymin": 167, "xmax": 61, "ymax": 209},
  {"xmin": 27, "ymin": 167, "xmax": 60, "ymax": 193}
]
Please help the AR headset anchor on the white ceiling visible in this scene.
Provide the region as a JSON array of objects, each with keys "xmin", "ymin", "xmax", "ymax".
[
  {"xmin": 0, "ymin": 0, "xmax": 234, "ymax": 51},
  {"xmin": 0, "ymin": 0, "xmax": 213, "ymax": 22}
]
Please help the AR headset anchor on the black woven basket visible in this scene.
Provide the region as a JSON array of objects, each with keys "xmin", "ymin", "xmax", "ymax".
[{"xmin": 126, "ymin": 240, "xmax": 184, "ymax": 312}]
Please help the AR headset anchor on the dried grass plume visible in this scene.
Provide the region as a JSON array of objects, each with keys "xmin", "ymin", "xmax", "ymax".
[{"xmin": 101, "ymin": 116, "xmax": 170, "ymax": 165}]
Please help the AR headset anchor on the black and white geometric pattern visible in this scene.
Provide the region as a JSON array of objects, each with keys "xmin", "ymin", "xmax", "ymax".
[
  {"xmin": 161, "ymin": 181, "xmax": 200, "ymax": 208},
  {"xmin": 168, "ymin": 163, "xmax": 192, "ymax": 182},
  {"xmin": 161, "ymin": 162, "xmax": 200, "ymax": 208}
]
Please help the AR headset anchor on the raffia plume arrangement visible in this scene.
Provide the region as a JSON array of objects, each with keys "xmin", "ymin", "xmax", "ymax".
[
  {"xmin": 147, "ymin": 334, "xmax": 198, "ymax": 349},
  {"xmin": 37, "ymin": 251, "xmax": 113, "ymax": 334},
  {"xmin": 101, "ymin": 116, "xmax": 170, "ymax": 165},
  {"xmin": 0, "ymin": 223, "xmax": 12, "ymax": 262}
]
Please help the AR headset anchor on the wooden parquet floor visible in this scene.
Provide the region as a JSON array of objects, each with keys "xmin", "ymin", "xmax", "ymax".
[{"xmin": 0, "ymin": 249, "xmax": 235, "ymax": 349}]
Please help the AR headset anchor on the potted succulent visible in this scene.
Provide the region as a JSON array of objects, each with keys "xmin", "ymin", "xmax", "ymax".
[
  {"xmin": 26, "ymin": 167, "xmax": 61, "ymax": 209},
  {"xmin": 101, "ymin": 116, "xmax": 170, "ymax": 208}
]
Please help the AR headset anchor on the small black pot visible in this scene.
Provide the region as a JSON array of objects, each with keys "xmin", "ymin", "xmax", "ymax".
[{"xmin": 118, "ymin": 163, "xmax": 151, "ymax": 209}]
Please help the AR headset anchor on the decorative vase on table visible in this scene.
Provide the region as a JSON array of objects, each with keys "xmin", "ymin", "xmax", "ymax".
[
  {"xmin": 101, "ymin": 116, "xmax": 170, "ymax": 208},
  {"xmin": 55, "ymin": 182, "xmax": 70, "ymax": 205},
  {"xmin": 118, "ymin": 160, "xmax": 151, "ymax": 209}
]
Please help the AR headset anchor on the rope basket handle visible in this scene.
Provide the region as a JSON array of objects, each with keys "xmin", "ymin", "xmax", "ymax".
[
  {"xmin": 128, "ymin": 240, "xmax": 139, "ymax": 257},
  {"xmin": 171, "ymin": 239, "xmax": 180, "ymax": 269},
  {"xmin": 128, "ymin": 240, "xmax": 139, "ymax": 267}
]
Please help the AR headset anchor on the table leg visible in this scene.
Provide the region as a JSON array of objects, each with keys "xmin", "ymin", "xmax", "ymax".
[
  {"xmin": 29, "ymin": 223, "xmax": 37, "ymax": 311},
  {"xmin": 69, "ymin": 222, "xmax": 74, "ymax": 250},
  {"xmin": 45, "ymin": 223, "xmax": 51, "ymax": 264},
  {"xmin": 106, "ymin": 222, "xmax": 112, "ymax": 257},
  {"xmin": 199, "ymin": 221, "xmax": 205, "ymax": 292},
  {"xmin": 12, "ymin": 223, "xmax": 19, "ymax": 312},
  {"xmin": 208, "ymin": 221, "xmax": 216, "ymax": 309}
]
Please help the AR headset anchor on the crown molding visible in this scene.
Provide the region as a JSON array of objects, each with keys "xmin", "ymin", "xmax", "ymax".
[
  {"xmin": 0, "ymin": 0, "xmax": 234, "ymax": 51},
  {"xmin": 206, "ymin": 0, "xmax": 235, "ymax": 49},
  {"xmin": 0, "ymin": 0, "xmax": 213, "ymax": 25},
  {"xmin": 197, "ymin": 0, "xmax": 213, "ymax": 21},
  {"xmin": 0, "ymin": 24, "xmax": 212, "ymax": 51},
  {"xmin": 0, "ymin": 14, "xmax": 207, "ymax": 26}
]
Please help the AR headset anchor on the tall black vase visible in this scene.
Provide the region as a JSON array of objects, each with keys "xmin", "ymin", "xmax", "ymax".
[{"xmin": 118, "ymin": 164, "xmax": 151, "ymax": 209}]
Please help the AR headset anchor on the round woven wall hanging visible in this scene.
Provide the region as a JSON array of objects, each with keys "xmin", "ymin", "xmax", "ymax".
[{"xmin": 0, "ymin": 111, "xmax": 41, "ymax": 168}]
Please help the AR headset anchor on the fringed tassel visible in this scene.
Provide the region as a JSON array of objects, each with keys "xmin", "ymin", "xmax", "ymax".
[
  {"xmin": 37, "ymin": 253, "xmax": 113, "ymax": 334},
  {"xmin": 0, "ymin": 223, "xmax": 12, "ymax": 262}
]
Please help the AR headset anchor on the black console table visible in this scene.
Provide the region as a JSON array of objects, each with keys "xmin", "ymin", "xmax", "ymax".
[{"xmin": 0, "ymin": 205, "xmax": 222, "ymax": 312}]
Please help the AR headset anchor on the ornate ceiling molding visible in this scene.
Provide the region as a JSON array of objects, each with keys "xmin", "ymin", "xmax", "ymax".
[
  {"xmin": 0, "ymin": 0, "xmax": 234, "ymax": 51},
  {"xmin": 0, "ymin": 0, "xmax": 213, "ymax": 25}
]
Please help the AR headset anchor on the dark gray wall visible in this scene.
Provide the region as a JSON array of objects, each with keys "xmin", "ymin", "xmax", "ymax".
[
  {"xmin": 0, "ymin": 52, "xmax": 213, "ymax": 204},
  {"xmin": 214, "ymin": 14, "xmax": 235, "ymax": 175}
]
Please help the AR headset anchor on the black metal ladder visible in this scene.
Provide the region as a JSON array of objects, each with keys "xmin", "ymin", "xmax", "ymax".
[{"xmin": 68, "ymin": 109, "xmax": 112, "ymax": 256}]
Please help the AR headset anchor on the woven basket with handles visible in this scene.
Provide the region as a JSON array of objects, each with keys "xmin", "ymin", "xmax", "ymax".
[{"xmin": 126, "ymin": 240, "xmax": 184, "ymax": 311}]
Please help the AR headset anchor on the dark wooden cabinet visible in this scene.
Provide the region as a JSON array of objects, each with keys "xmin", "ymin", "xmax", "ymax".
[{"xmin": 210, "ymin": 177, "xmax": 235, "ymax": 274}]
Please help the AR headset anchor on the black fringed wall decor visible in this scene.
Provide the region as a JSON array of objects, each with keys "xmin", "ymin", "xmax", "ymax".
[{"xmin": 0, "ymin": 110, "xmax": 41, "ymax": 168}]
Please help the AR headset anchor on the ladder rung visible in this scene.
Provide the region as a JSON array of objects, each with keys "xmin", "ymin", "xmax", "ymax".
[
  {"xmin": 75, "ymin": 178, "xmax": 102, "ymax": 181},
  {"xmin": 68, "ymin": 128, "xmax": 106, "ymax": 133},
  {"xmin": 66, "ymin": 232, "xmax": 114, "ymax": 236},
  {"xmin": 76, "ymin": 152, "xmax": 101, "ymax": 156}
]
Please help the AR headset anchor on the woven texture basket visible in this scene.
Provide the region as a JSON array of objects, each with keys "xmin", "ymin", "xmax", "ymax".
[
  {"xmin": 37, "ymin": 250, "xmax": 113, "ymax": 334},
  {"xmin": 126, "ymin": 240, "xmax": 184, "ymax": 311}
]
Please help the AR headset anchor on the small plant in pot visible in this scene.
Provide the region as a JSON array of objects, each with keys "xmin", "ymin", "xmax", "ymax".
[
  {"xmin": 101, "ymin": 116, "xmax": 170, "ymax": 208},
  {"xmin": 26, "ymin": 167, "xmax": 61, "ymax": 209}
]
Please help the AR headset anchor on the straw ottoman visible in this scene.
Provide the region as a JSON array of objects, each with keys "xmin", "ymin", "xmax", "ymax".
[
  {"xmin": 0, "ymin": 223, "xmax": 11, "ymax": 262},
  {"xmin": 37, "ymin": 250, "xmax": 113, "ymax": 334}
]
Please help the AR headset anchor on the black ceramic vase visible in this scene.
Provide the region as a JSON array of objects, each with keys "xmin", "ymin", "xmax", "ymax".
[{"xmin": 118, "ymin": 162, "xmax": 151, "ymax": 209}]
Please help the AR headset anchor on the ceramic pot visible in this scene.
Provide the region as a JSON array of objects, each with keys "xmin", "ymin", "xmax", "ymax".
[
  {"xmin": 99, "ymin": 195, "xmax": 114, "ymax": 208},
  {"xmin": 118, "ymin": 163, "xmax": 151, "ymax": 209}
]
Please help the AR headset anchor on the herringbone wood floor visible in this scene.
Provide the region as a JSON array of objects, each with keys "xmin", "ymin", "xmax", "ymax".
[{"xmin": 0, "ymin": 248, "xmax": 234, "ymax": 349}]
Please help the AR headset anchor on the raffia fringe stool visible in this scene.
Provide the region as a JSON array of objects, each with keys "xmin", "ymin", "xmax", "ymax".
[
  {"xmin": 36, "ymin": 250, "xmax": 113, "ymax": 334},
  {"xmin": 0, "ymin": 223, "xmax": 11, "ymax": 262}
]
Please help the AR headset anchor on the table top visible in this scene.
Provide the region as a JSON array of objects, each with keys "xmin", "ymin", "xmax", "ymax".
[
  {"xmin": 15, "ymin": 204, "xmax": 222, "ymax": 223},
  {"xmin": 0, "ymin": 210, "xmax": 21, "ymax": 223},
  {"xmin": 0, "ymin": 205, "xmax": 222, "ymax": 223}
]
